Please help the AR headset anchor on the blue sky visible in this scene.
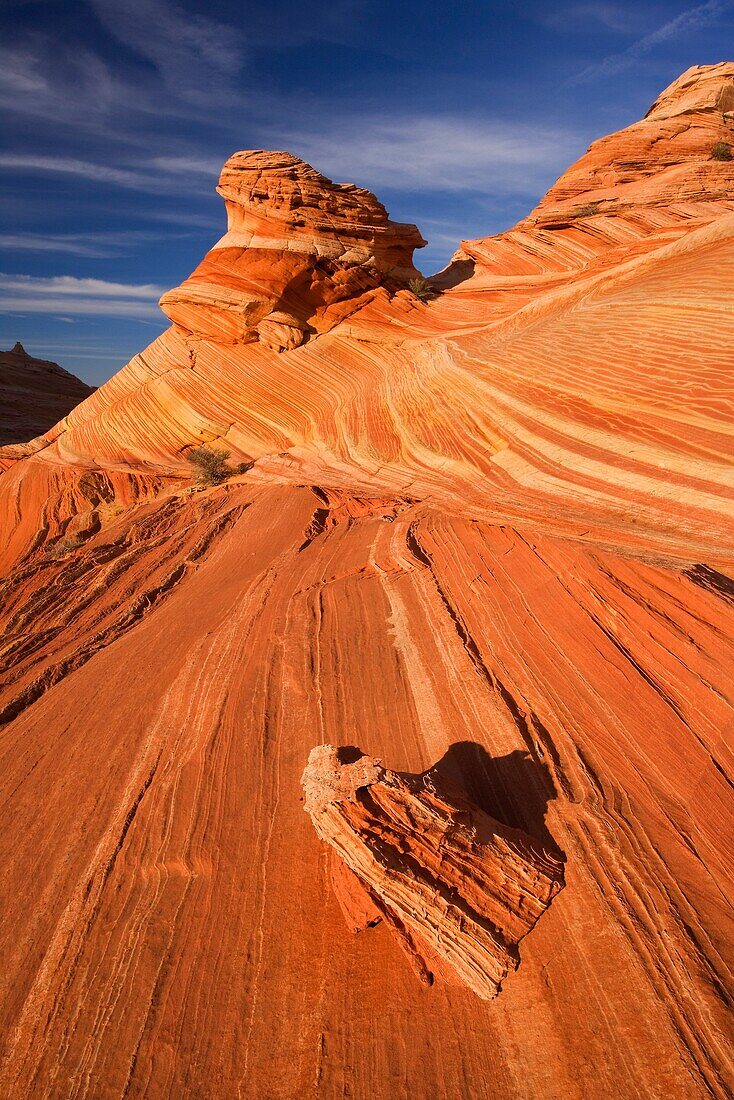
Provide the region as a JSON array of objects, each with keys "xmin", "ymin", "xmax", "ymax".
[{"xmin": 1, "ymin": 0, "xmax": 732, "ymax": 385}]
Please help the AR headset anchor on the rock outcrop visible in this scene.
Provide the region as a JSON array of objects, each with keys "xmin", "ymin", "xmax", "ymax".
[
  {"xmin": 0, "ymin": 342, "xmax": 94, "ymax": 445},
  {"xmin": 159, "ymin": 150, "xmax": 426, "ymax": 350},
  {"xmin": 0, "ymin": 65, "xmax": 732, "ymax": 1100},
  {"xmin": 302, "ymin": 745, "xmax": 564, "ymax": 999},
  {"xmin": 518, "ymin": 62, "xmax": 734, "ymax": 232}
]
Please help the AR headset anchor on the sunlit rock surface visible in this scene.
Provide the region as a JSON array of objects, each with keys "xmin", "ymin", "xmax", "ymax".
[
  {"xmin": 302, "ymin": 744, "xmax": 565, "ymax": 1000},
  {"xmin": 159, "ymin": 149, "xmax": 426, "ymax": 350},
  {"xmin": 0, "ymin": 65, "xmax": 732, "ymax": 1100}
]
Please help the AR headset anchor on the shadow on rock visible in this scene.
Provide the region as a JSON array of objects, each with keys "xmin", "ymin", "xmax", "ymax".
[
  {"xmin": 429, "ymin": 258, "xmax": 476, "ymax": 291},
  {"xmin": 424, "ymin": 741, "xmax": 563, "ymax": 855}
]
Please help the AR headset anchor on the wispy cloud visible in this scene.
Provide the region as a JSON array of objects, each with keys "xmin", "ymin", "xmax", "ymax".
[
  {"xmin": 0, "ymin": 41, "xmax": 127, "ymax": 125},
  {"xmin": 0, "ymin": 274, "xmax": 165, "ymax": 318},
  {"xmin": 0, "ymin": 153, "xmax": 221, "ymax": 196},
  {"xmin": 149, "ymin": 155, "xmax": 222, "ymax": 176},
  {"xmin": 0, "ymin": 154, "xmax": 164, "ymax": 191},
  {"xmin": 0, "ymin": 300, "xmax": 163, "ymax": 319},
  {"xmin": 0, "ymin": 229, "xmax": 205, "ymax": 258},
  {"xmin": 541, "ymin": 3, "xmax": 645, "ymax": 34},
  {"xmin": 89, "ymin": 0, "xmax": 244, "ymax": 103},
  {"xmin": 0, "ymin": 116, "xmax": 581, "ymax": 202},
  {"xmin": 0, "ymin": 275, "xmax": 165, "ymax": 298},
  {"xmin": 571, "ymin": 0, "xmax": 734, "ymax": 82},
  {"xmin": 276, "ymin": 116, "xmax": 582, "ymax": 194}
]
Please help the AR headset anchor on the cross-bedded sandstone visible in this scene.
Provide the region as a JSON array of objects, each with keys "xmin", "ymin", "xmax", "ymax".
[
  {"xmin": 302, "ymin": 744, "xmax": 565, "ymax": 1000},
  {"xmin": 159, "ymin": 150, "xmax": 426, "ymax": 351}
]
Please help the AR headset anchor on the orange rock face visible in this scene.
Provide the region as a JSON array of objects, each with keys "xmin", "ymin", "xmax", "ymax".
[
  {"xmin": 0, "ymin": 65, "xmax": 732, "ymax": 1099},
  {"xmin": 159, "ymin": 149, "xmax": 426, "ymax": 350},
  {"xmin": 302, "ymin": 744, "xmax": 565, "ymax": 999}
]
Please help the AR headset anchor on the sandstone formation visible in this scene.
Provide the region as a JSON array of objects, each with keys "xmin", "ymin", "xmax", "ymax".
[
  {"xmin": 2, "ymin": 67, "xmax": 732, "ymax": 564},
  {"xmin": 302, "ymin": 744, "xmax": 565, "ymax": 999},
  {"xmin": 0, "ymin": 65, "xmax": 732, "ymax": 1100},
  {"xmin": 159, "ymin": 149, "xmax": 426, "ymax": 351},
  {"xmin": 0, "ymin": 342, "xmax": 94, "ymax": 445}
]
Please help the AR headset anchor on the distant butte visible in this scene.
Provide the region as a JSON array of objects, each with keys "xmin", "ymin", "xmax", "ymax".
[
  {"xmin": 0, "ymin": 342, "xmax": 94, "ymax": 446},
  {"xmin": 0, "ymin": 64, "xmax": 732, "ymax": 1100}
]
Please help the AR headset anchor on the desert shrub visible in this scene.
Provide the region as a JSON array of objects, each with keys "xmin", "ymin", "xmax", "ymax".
[
  {"xmin": 711, "ymin": 141, "xmax": 732, "ymax": 161},
  {"xmin": 408, "ymin": 277, "xmax": 437, "ymax": 302},
  {"xmin": 48, "ymin": 537, "xmax": 80, "ymax": 559},
  {"xmin": 186, "ymin": 446, "xmax": 234, "ymax": 485},
  {"xmin": 573, "ymin": 201, "xmax": 601, "ymax": 218}
]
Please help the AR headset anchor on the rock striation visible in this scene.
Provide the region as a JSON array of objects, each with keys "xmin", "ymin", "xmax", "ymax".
[
  {"xmin": 0, "ymin": 342, "xmax": 94, "ymax": 446},
  {"xmin": 0, "ymin": 65, "xmax": 732, "ymax": 1100},
  {"xmin": 516, "ymin": 62, "xmax": 734, "ymax": 233},
  {"xmin": 159, "ymin": 150, "xmax": 426, "ymax": 350},
  {"xmin": 302, "ymin": 745, "xmax": 565, "ymax": 999},
  {"xmin": 3, "ymin": 68, "xmax": 733, "ymax": 565}
]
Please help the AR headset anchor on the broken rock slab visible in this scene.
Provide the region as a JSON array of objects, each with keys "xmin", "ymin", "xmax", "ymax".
[{"xmin": 302, "ymin": 744, "xmax": 565, "ymax": 1000}]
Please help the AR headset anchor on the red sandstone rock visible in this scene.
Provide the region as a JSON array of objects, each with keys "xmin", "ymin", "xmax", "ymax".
[
  {"xmin": 159, "ymin": 149, "xmax": 426, "ymax": 349},
  {"xmin": 302, "ymin": 744, "xmax": 565, "ymax": 999},
  {"xmin": 0, "ymin": 65, "xmax": 732, "ymax": 1100}
]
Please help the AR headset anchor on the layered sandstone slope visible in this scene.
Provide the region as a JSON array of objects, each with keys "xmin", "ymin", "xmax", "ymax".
[
  {"xmin": 0, "ymin": 65, "xmax": 732, "ymax": 1100},
  {"xmin": 0, "ymin": 342, "xmax": 94, "ymax": 445},
  {"xmin": 0, "ymin": 486, "xmax": 731, "ymax": 1100},
  {"xmin": 2, "ymin": 66, "xmax": 733, "ymax": 566}
]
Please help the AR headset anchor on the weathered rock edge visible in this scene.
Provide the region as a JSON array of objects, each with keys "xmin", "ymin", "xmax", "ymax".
[{"xmin": 302, "ymin": 744, "xmax": 565, "ymax": 1000}]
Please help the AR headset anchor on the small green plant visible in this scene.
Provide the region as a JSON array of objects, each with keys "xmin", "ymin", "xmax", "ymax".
[
  {"xmin": 711, "ymin": 141, "xmax": 732, "ymax": 161},
  {"xmin": 186, "ymin": 446, "xmax": 234, "ymax": 486},
  {"xmin": 408, "ymin": 277, "xmax": 437, "ymax": 302}
]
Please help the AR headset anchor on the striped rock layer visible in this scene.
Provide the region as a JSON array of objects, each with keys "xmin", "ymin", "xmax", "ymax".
[
  {"xmin": 159, "ymin": 149, "xmax": 426, "ymax": 351},
  {"xmin": 302, "ymin": 744, "xmax": 565, "ymax": 1000},
  {"xmin": 0, "ymin": 64, "xmax": 732, "ymax": 1100}
]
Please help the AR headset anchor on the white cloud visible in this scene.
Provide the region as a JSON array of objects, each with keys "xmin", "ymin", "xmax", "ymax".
[
  {"xmin": 0, "ymin": 233, "xmax": 115, "ymax": 258},
  {"xmin": 0, "ymin": 274, "xmax": 165, "ymax": 298},
  {"xmin": 1, "ymin": 300, "xmax": 164, "ymax": 317},
  {"xmin": 0, "ymin": 274, "xmax": 166, "ymax": 318},
  {"xmin": 0, "ymin": 298, "xmax": 163, "ymax": 318},
  {"xmin": 571, "ymin": 0, "xmax": 734, "ymax": 82}
]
